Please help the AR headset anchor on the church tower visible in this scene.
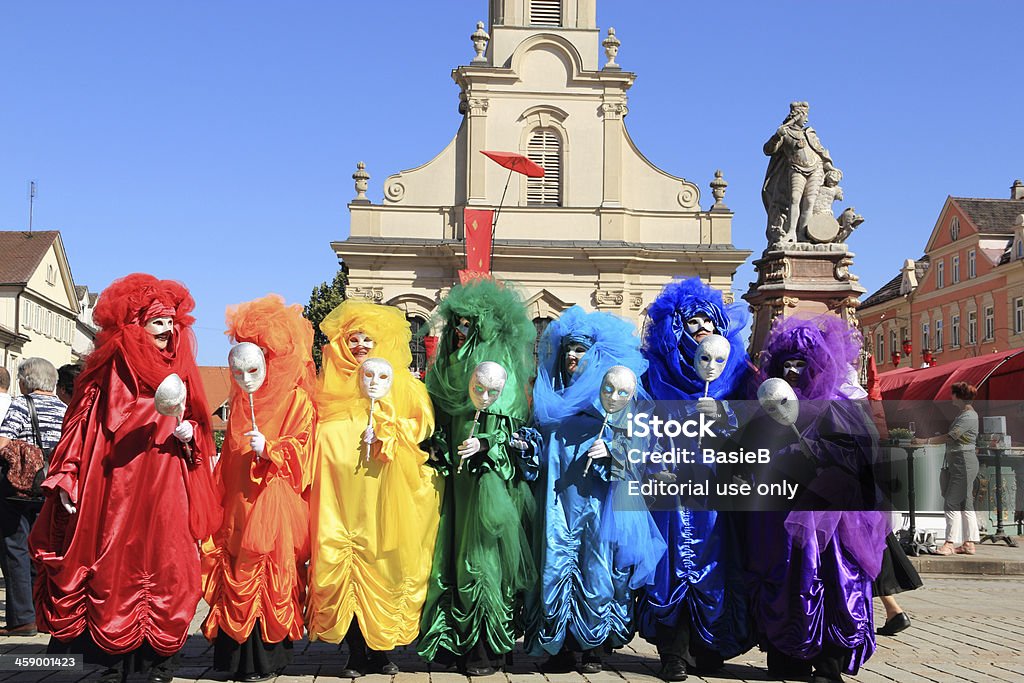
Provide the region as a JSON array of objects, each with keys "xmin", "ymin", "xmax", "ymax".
[{"xmin": 335, "ymin": 0, "xmax": 749, "ymax": 348}]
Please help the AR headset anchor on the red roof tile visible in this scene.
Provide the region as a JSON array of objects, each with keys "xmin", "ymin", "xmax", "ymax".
[{"xmin": 197, "ymin": 366, "xmax": 232, "ymax": 431}]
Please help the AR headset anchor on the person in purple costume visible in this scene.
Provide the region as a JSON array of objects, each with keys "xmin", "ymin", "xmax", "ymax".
[{"xmin": 748, "ymin": 315, "xmax": 889, "ymax": 683}]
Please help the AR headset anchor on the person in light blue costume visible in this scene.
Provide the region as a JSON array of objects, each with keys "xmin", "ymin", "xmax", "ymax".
[
  {"xmin": 637, "ymin": 277, "xmax": 753, "ymax": 682},
  {"xmin": 525, "ymin": 306, "xmax": 666, "ymax": 675}
]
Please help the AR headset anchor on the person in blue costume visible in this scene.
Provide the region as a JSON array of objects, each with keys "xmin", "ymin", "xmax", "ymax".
[
  {"xmin": 525, "ymin": 306, "xmax": 666, "ymax": 675},
  {"xmin": 747, "ymin": 315, "xmax": 888, "ymax": 683},
  {"xmin": 638, "ymin": 277, "xmax": 753, "ymax": 682}
]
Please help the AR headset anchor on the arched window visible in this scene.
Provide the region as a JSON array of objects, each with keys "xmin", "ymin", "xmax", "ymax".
[
  {"xmin": 408, "ymin": 316, "xmax": 428, "ymax": 378},
  {"xmin": 527, "ymin": 129, "xmax": 562, "ymax": 206},
  {"xmin": 530, "ymin": 0, "xmax": 562, "ymax": 26},
  {"xmin": 533, "ymin": 316, "xmax": 553, "ymax": 363}
]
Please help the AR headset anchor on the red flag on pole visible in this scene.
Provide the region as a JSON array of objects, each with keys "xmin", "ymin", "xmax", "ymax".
[{"xmin": 458, "ymin": 208, "xmax": 494, "ymax": 284}]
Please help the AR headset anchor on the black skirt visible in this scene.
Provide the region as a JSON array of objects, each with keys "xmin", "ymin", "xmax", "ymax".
[
  {"xmin": 873, "ymin": 532, "xmax": 923, "ymax": 596},
  {"xmin": 47, "ymin": 630, "xmax": 180, "ymax": 675},
  {"xmin": 213, "ymin": 624, "xmax": 293, "ymax": 677}
]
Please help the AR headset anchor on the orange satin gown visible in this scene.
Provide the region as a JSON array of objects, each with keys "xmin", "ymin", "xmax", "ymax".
[{"xmin": 201, "ymin": 386, "xmax": 314, "ymax": 645}]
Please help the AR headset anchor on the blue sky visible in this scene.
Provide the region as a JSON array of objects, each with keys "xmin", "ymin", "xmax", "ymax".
[{"xmin": 2, "ymin": 2, "xmax": 1022, "ymax": 365}]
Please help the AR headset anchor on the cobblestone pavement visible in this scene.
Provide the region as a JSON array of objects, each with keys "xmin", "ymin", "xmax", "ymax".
[{"xmin": 1, "ymin": 575, "xmax": 1022, "ymax": 682}]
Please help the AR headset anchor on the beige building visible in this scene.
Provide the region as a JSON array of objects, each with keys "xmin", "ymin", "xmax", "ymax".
[
  {"xmin": 334, "ymin": 0, "xmax": 749, "ymax": 340},
  {"xmin": 72, "ymin": 284, "xmax": 99, "ymax": 359},
  {"xmin": 0, "ymin": 230, "xmax": 82, "ymax": 383}
]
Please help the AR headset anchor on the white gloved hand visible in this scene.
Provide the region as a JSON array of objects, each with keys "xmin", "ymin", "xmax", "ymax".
[
  {"xmin": 651, "ymin": 470, "xmax": 677, "ymax": 484},
  {"xmin": 173, "ymin": 421, "xmax": 194, "ymax": 443},
  {"xmin": 587, "ymin": 439, "xmax": 610, "ymax": 461},
  {"xmin": 510, "ymin": 436, "xmax": 529, "ymax": 451},
  {"xmin": 363, "ymin": 425, "xmax": 377, "ymax": 445},
  {"xmin": 696, "ymin": 397, "xmax": 719, "ymax": 418},
  {"xmin": 59, "ymin": 489, "xmax": 77, "ymax": 515},
  {"xmin": 457, "ymin": 437, "xmax": 481, "ymax": 462},
  {"xmin": 245, "ymin": 430, "xmax": 267, "ymax": 458}
]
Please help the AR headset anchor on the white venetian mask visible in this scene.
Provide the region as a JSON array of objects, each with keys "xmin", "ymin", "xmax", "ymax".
[
  {"xmin": 154, "ymin": 373, "xmax": 187, "ymax": 418},
  {"xmin": 228, "ymin": 342, "xmax": 267, "ymax": 395},
  {"xmin": 782, "ymin": 358, "xmax": 808, "ymax": 387},
  {"xmin": 693, "ymin": 334, "xmax": 731, "ymax": 383},
  {"xmin": 600, "ymin": 365, "xmax": 637, "ymax": 414},
  {"xmin": 469, "ymin": 361, "xmax": 507, "ymax": 411},
  {"xmin": 685, "ymin": 313, "xmax": 716, "ymax": 342},
  {"xmin": 564, "ymin": 342, "xmax": 589, "ymax": 375},
  {"xmin": 347, "ymin": 331, "xmax": 375, "ymax": 362},
  {"xmin": 358, "ymin": 358, "xmax": 393, "ymax": 400},
  {"xmin": 144, "ymin": 316, "xmax": 174, "ymax": 350},
  {"xmin": 757, "ymin": 377, "xmax": 800, "ymax": 427}
]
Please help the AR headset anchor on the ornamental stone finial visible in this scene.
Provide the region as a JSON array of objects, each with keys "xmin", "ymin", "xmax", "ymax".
[
  {"xmin": 602, "ymin": 27, "xmax": 621, "ymax": 69},
  {"xmin": 710, "ymin": 169, "xmax": 728, "ymax": 208},
  {"xmin": 352, "ymin": 161, "xmax": 370, "ymax": 203},
  {"xmin": 471, "ymin": 21, "xmax": 490, "ymax": 63}
]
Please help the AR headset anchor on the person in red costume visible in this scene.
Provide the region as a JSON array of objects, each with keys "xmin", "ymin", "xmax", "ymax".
[
  {"xmin": 201, "ymin": 294, "xmax": 316, "ymax": 682},
  {"xmin": 29, "ymin": 273, "xmax": 222, "ymax": 683}
]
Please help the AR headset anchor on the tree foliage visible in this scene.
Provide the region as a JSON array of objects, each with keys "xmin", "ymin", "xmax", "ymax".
[{"xmin": 304, "ymin": 267, "xmax": 348, "ymax": 370}]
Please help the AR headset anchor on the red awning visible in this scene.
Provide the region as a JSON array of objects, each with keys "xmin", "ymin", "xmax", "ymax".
[{"xmin": 878, "ymin": 348, "xmax": 1024, "ymax": 401}]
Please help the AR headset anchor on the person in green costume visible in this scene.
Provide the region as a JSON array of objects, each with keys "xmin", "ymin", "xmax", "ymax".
[{"xmin": 417, "ymin": 278, "xmax": 539, "ymax": 677}]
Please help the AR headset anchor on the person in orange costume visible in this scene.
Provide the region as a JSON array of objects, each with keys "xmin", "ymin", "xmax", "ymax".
[
  {"xmin": 305, "ymin": 300, "xmax": 440, "ymax": 677},
  {"xmin": 29, "ymin": 273, "xmax": 222, "ymax": 683},
  {"xmin": 201, "ymin": 294, "xmax": 316, "ymax": 682}
]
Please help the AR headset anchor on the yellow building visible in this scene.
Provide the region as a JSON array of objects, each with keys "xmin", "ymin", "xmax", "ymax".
[
  {"xmin": 333, "ymin": 0, "xmax": 749, "ymax": 346},
  {"xmin": 0, "ymin": 230, "xmax": 82, "ymax": 381}
]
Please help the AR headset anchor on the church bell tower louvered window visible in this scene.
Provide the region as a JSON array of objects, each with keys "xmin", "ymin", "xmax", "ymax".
[
  {"xmin": 530, "ymin": 0, "xmax": 562, "ymax": 27},
  {"xmin": 527, "ymin": 129, "xmax": 561, "ymax": 206}
]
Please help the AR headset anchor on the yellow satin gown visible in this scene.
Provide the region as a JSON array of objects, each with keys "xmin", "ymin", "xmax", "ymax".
[{"xmin": 306, "ymin": 301, "xmax": 441, "ymax": 650}]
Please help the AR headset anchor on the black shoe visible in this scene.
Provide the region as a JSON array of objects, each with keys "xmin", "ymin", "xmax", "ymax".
[
  {"xmin": 148, "ymin": 674, "xmax": 173, "ymax": 683},
  {"xmin": 580, "ymin": 649, "xmax": 602, "ymax": 674},
  {"xmin": 239, "ymin": 673, "xmax": 275, "ymax": 682},
  {"xmin": 341, "ymin": 654, "xmax": 367, "ymax": 678},
  {"xmin": 367, "ymin": 650, "xmax": 399, "ymax": 675},
  {"xmin": 97, "ymin": 669, "xmax": 125, "ymax": 683},
  {"xmin": 540, "ymin": 650, "xmax": 577, "ymax": 674},
  {"xmin": 659, "ymin": 655, "xmax": 688, "ymax": 681},
  {"xmin": 811, "ymin": 676, "xmax": 844, "ymax": 683},
  {"xmin": 876, "ymin": 612, "xmax": 911, "ymax": 636},
  {"xmin": 464, "ymin": 664, "xmax": 497, "ymax": 676}
]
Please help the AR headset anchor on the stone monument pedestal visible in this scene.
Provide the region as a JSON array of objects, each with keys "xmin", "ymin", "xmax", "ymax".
[{"xmin": 744, "ymin": 243, "xmax": 865, "ymax": 357}]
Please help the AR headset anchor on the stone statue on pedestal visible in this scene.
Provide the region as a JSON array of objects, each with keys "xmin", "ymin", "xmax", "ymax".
[
  {"xmin": 762, "ymin": 102, "xmax": 857, "ymax": 247},
  {"xmin": 745, "ymin": 101, "xmax": 867, "ymax": 355}
]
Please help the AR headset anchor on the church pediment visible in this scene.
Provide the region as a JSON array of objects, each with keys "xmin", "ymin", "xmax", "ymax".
[{"xmin": 523, "ymin": 288, "xmax": 575, "ymax": 320}]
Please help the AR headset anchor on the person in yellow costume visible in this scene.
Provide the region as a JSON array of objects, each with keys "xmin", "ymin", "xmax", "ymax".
[
  {"xmin": 201, "ymin": 295, "xmax": 316, "ymax": 682},
  {"xmin": 306, "ymin": 301, "xmax": 441, "ymax": 678}
]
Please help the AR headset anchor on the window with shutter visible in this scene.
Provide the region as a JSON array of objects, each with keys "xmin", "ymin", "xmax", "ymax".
[
  {"xmin": 527, "ymin": 129, "xmax": 561, "ymax": 206},
  {"xmin": 408, "ymin": 316, "xmax": 427, "ymax": 378},
  {"xmin": 530, "ymin": 0, "xmax": 562, "ymax": 26}
]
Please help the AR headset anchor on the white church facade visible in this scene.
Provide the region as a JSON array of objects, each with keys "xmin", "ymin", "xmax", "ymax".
[{"xmin": 333, "ymin": 0, "xmax": 749, "ymax": 350}]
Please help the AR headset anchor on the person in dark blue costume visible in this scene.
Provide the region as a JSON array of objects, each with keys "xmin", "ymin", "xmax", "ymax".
[
  {"xmin": 637, "ymin": 277, "xmax": 753, "ymax": 681},
  {"xmin": 526, "ymin": 306, "xmax": 665, "ymax": 674},
  {"xmin": 748, "ymin": 315, "xmax": 889, "ymax": 683}
]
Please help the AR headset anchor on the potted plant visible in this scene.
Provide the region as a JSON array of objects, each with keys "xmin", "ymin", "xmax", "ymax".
[{"xmin": 889, "ymin": 427, "xmax": 914, "ymax": 446}]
